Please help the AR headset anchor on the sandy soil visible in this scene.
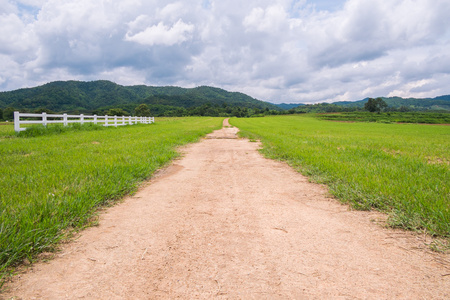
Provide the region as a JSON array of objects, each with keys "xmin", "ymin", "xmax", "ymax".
[{"xmin": 2, "ymin": 119, "xmax": 450, "ymax": 299}]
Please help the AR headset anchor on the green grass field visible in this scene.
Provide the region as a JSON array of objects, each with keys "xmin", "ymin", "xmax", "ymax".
[
  {"xmin": 2, "ymin": 114, "xmax": 449, "ymax": 281},
  {"xmin": 231, "ymin": 115, "xmax": 450, "ymax": 242},
  {"xmin": 0, "ymin": 123, "xmax": 14, "ymax": 136},
  {"xmin": 0, "ymin": 117, "xmax": 222, "ymax": 278},
  {"xmin": 316, "ymin": 111, "xmax": 450, "ymax": 124}
]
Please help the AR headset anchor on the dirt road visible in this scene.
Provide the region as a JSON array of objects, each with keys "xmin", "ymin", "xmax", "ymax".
[{"xmin": 3, "ymin": 119, "xmax": 450, "ymax": 299}]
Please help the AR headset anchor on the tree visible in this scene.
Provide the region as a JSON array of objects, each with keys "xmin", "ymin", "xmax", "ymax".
[
  {"xmin": 364, "ymin": 97, "xmax": 388, "ymax": 113},
  {"xmin": 398, "ymin": 105, "xmax": 411, "ymax": 112},
  {"xmin": 33, "ymin": 108, "xmax": 55, "ymax": 114},
  {"xmin": 106, "ymin": 108, "xmax": 128, "ymax": 116},
  {"xmin": 0, "ymin": 108, "xmax": 3, "ymax": 121},
  {"xmin": 134, "ymin": 104, "xmax": 151, "ymax": 117},
  {"xmin": 3, "ymin": 107, "xmax": 16, "ymax": 121}
]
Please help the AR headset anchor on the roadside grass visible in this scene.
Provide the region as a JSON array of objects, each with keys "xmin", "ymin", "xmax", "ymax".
[
  {"xmin": 316, "ymin": 111, "xmax": 450, "ymax": 124},
  {"xmin": 231, "ymin": 115, "xmax": 450, "ymax": 242},
  {"xmin": 1, "ymin": 122, "xmax": 107, "ymax": 139},
  {"xmin": 16, "ymin": 123, "xmax": 108, "ymax": 138},
  {"xmin": 0, "ymin": 117, "xmax": 222, "ymax": 281}
]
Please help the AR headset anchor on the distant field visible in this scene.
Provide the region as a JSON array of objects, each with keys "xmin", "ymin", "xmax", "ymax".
[
  {"xmin": 316, "ymin": 111, "xmax": 450, "ymax": 124},
  {"xmin": 0, "ymin": 117, "xmax": 222, "ymax": 277},
  {"xmin": 231, "ymin": 115, "xmax": 450, "ymax": 241},
  {"xmin": 0, "ymin": 123, "xmax": 14, "ymax": 136}
]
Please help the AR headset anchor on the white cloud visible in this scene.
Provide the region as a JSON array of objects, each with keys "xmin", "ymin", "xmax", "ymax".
[
  {"xmin": 243, "ymin": 5, "xmax": 288, "ymax": 33},
  {"xmin": 0, "ymin": 13, "xmax": 37, "ymax": 56},
  {"xmin": 159, "ymin": 2, "xmax": 185, "ymax": 21},
  {"xmin": 1, "ymin": 0, "xmax": 450, "ymax": 103},
  {"xmin": 96, "ymin": 67, "xmax": 148, "ymax": 86},
  {"xmin": 0, "ymin": 0, "xmax": 17, "ymax": 14},
  {"xmin": 125, "ymin": 19, "xmax": 194, "ymax": 46},
  {"xmin": 0, "ymin": 54, "xmax": 21, "ymax": 86}
]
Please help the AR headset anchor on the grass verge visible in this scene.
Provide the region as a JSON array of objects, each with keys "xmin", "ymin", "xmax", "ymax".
[
  {"xmin": 0, "ymin": 117, "xmax": 222, "ymax": 283},
  {"xmin": 17, "ymin": 123, "xmax": 108, "ymax": 138},
  {"xmin": 231, "ymin": 115, "xmax": 450, "ymax": 243}
]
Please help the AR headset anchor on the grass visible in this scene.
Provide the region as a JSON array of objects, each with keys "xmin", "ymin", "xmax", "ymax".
[
  {"xmin": 230, "ymin": 115, "xmax": 450, "ymax": 242},
  {"xmin": 0, "ymin": 117, "xmax": 222, "ymax": 281},
  {"xmin": 316, "ymin": 111, "xmax": 450, "ymax": 124},
  {"xmin": 16, "ymin": 123, "xmax": 108, "ymax": 138},
  {"xmin": 0, "ymin": 122, "xmax": 112, "ymax": 139},
  {"xmin": 0, "ymin": 123, "xmax": 14, "ymax": 137}
]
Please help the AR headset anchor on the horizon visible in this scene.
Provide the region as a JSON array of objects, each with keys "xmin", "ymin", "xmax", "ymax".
[{"xmin": 1, "ymin": 79, "xmax": 449, "ymax": 106}]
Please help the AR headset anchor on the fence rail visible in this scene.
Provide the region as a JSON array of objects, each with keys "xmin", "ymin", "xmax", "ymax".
[{"xmin": 14, "ymin": 111, "xmax": 154, "ymax": 132}]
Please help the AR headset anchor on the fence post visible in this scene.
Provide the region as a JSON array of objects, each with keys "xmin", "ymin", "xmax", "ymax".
[
  {"xmin": 105, "ymin": 115, "xmax": 108, "ymax": 127},
  {"xmin": 94, "ymin": 115, "xmax": 97, "ymax": 125},
  {"xmin": 114, "ymin": 115, "xmax": 117, "ymax": 127},
  {"xmin": 42, "ymin": 112, "xmax": 47, "ymax": 127},
  {"xmin": 122, "ymin": 115, "xmax": 125, "ymax": 125},
  {"xmin": 129, "ymin": 116, "xmax": 132, "ymax": 125},
  {"xmin": 14, "ymin": 111, "xmax": 20, "ymax": 132},
  {"xmin": 80, "ymin": 114, "xmax": 84, "ymax": 125},
  {"xmin": 63, "ymin": 113, "xmax": 68, "ymax": 126}
]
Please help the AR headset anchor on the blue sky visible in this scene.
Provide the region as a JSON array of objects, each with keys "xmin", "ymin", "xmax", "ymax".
[
  {"xmin": 308, "ymin": 0, "xmax": 345, "ymax": 12},
  {"xmin": 1, "ymin": 0, "xmax": 449, "ymax": 104}
]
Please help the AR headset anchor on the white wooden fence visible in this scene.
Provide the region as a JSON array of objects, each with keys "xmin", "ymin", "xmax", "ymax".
[{"xmin": 14, "ymin": 111, "xmax": 154, "ymax": 132}]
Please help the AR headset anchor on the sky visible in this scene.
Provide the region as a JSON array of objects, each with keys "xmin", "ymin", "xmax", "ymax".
[{"xmin": 1, "ymin": 0, "xmax": 450, "ymax": 104}]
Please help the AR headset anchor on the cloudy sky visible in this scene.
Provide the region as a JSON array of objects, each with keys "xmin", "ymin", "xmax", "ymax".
[{"xmin": 1, "ymin": 0, "xmax": 450, "ymax": 104}]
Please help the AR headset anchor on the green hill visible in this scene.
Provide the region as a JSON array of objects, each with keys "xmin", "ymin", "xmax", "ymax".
[
  {"xmin": 2, "ymin": 80, "xmax": 448, "ymax": 118},
  {"xmin": 0, "ymin": 80, "xmax": 280, "ymax": 114},
  {"xmin": 334, "ymin": 96, "xmax": 450, "ymax": 111},
  {"xmin": 272, "ymin": 95, "xmax": 450, "ymax": 112},
  {"xmin": 273, "ymin": 103, "xmax": 304, "ymax": 110}
]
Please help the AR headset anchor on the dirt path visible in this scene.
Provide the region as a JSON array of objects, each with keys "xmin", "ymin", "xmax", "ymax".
[{"xmin": 3, "ymin": 119, "xmax": 450, "ymax": 299}]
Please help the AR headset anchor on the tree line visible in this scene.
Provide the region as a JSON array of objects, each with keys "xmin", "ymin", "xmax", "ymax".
[
  {"xmin": 0, "ymin": 103, "xmax": 295, "ymax": 121},
  {"xmin": 2, "ymin": 97, "xmax": 426, "ymax": 121}
]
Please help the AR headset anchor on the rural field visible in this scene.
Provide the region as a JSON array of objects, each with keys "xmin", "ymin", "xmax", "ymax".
[
  {"xmin": 2, "ymin": 118, "xmax": 449, "ymax": 299},
  {"xmin": 316, "ymin": 111, "xmax": 450, "ymax": 124},
  {"xmin": 0, "ymin": 117, "xmax": 223, "ymax": 278},
  {"xmin": 231, "ymin": 115, "xmax": 450, "ymax": 240}
]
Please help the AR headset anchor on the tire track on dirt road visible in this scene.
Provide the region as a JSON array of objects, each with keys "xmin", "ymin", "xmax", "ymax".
[{"xmin": 2, "ymin": 119, "xmax": 449, "ymax": 299}]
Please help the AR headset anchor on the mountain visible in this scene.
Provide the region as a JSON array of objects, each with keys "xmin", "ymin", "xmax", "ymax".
[
  {"xmin": 0, "ymin": 80, "xmax": 280, "ymax": 113},
  {"xmin": 2, "ymin": 81, "xmax": 449, "ymax": 115},
  {"xmin": 273, "ymin": 103, "xmax": 305, "ymax": 110},
  {"xmin": 333, "ymin": 96, "xmax": 450, "ymax": 111},
  {"xmin": 272, "ymin": 95, "xmax": 450, "ymax": 112}
]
